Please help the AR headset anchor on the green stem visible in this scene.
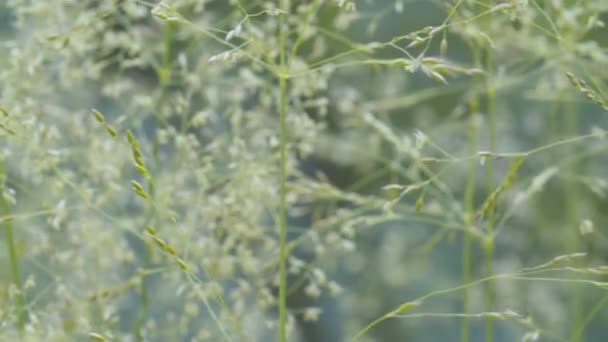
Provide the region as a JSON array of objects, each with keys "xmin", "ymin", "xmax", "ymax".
[
  {"xmin": 482, "ymin": 0, "xmax": 497, "ymax": 334},
  {"xmin": 571, "ymin": 291, "xmax": 608, "ymax": 340},
  {"xmin": 483, "ymin": 234, "xmax": 495, "ymax": 342},
  {"xmin": 290, "ymin": 0, "xmax": 319, "ymax": 61},
  {"xmin": 278, "ymin": 74, "xmax": 289, "ymax": 342},
  {"xmin": 1, "ymin": 159, "xmax": 25, "ymax": 333},
  {"xmin": 278, "ymin": 2, "xmax": 290, "ymax": 342},
  {"xmin": 469, "ymin": 12, "xmax": 496, "ymax": 338},
  {"xmin": 462, "ymin": 25, "xmax": 497, "ymax": 342},
  {"xmin": 461, "ymin": 102, "xmax": 479, "ymax": 342},
  {"xmin": 484, "ymin": 56, "xmax": 496, "ymax": 342},
  {"xmin": 564, "ymin": 100, "xmax": 583, "ymax": 342},
  {"xmin": 135, "ymin": 244, "xmax": 151, "ymax": 342}
]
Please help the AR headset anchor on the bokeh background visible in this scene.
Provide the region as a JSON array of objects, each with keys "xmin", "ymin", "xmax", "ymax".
[{"xmin": 1, "ymin": 1, "xmax": 608, "ymax": 341}]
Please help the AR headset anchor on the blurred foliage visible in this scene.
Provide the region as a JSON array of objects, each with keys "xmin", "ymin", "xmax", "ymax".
[{"xmin": 1, "ymin": 0, "xmax": 608, "ymax": 341}]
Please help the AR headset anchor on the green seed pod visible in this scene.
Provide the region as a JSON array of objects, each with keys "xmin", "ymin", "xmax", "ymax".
[
  {"xmin": 105, "ymin": 125, "xmax": 117, "ymax": 138},
  {"xmin": 126, "ymin": 130, "xmax": 136, "ymax": 145},
  {"xmin": 152, "ymin": 236, "xmax": 166, "ymax": 249},
  {"xmin": 91, "ymin": 109, "xmax": 105, "ymax": 124},
  {"xmin": 88, "ymin": 332, "xmax": 108, "ymax": 341},
  {"xmin": 440, "ymin": 36, "xmax": 448, "ymax": 57},
  {"xmin": 164, "ymin": 244, "xmax": 176, "ymax": 256},
  {"xmin": 176, "ymin": 258, "xmax": 189, "ymax": 271},
  {"xmin": 134, "ymin": 163, "xmax": 148, "ymax": 177}
]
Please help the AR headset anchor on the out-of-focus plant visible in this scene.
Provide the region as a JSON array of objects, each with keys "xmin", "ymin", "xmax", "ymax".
[{"xmin": 1, "ymin": 0, "xmax": 608, "ymax": 341}]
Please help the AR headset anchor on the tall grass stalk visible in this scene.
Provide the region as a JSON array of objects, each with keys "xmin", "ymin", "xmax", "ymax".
[
  {"xmin": 565, "ymin": 101, "xmax": 583, "ymax": 342},
  {"xmin": 482, "ymin": 9, "xmax": 497, "ymax": 339},
  {"xmin": 277, "ymin": 1, "xmax": 290, "ymax": 341},
  {"xmin": 461, "ymin": 104, "xmax": 479, "ymax": 342},
  {"xmin": 483, "ymin": 65, "xmax": 497, "ymax": 342},
  {"xmin": 134, "ymin": 19, "xmax": 174, "ymax": 341}
]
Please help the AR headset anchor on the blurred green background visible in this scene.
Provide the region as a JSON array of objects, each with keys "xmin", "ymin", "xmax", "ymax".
[{"xmin": 1, "ymin": 1, "xmax": 608, "ymax": 341}]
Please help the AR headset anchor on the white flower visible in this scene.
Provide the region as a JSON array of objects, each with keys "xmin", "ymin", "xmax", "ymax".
[
  {"xmin": 302, "ymin": 307, "xmax": 322, "ymax": 322},
  {"xmin": 304, "ymin": 282, "xmax": 321, "ymax": 298},
  {"xmin": 327, "ymin": 281, "xmax": 343, "ymax": 297}
]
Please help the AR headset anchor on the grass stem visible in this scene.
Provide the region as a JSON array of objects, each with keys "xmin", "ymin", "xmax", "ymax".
[
  {"xmin": 278, "ymin": 1, "xmax": 290, "ymax": 341},
  {"xmin": 461, "ymin": 105, "xmax": 479, "ymax": 342},
  {"xmin": 0, "ymin": 159, "xmax": 25, "ymax": 333}
]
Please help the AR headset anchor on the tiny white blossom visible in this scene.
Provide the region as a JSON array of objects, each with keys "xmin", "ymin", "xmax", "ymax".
[
  {"xmin": 302, "ymin": 307, "xmax": 322, "ymax": 322},
  {"xmin": 304, "ymin": 282, "xmax": 321, "ymax": 298}
]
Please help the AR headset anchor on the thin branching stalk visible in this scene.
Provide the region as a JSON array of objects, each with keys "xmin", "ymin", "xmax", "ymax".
[{"xmin": 135, "ymin": 19, "xmax": 175, "ymax": 341}]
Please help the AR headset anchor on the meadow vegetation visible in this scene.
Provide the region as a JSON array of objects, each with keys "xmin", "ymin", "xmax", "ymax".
[{"xmin": 1, "ymin": 0, "xmax": 608, "ymax": 341}]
